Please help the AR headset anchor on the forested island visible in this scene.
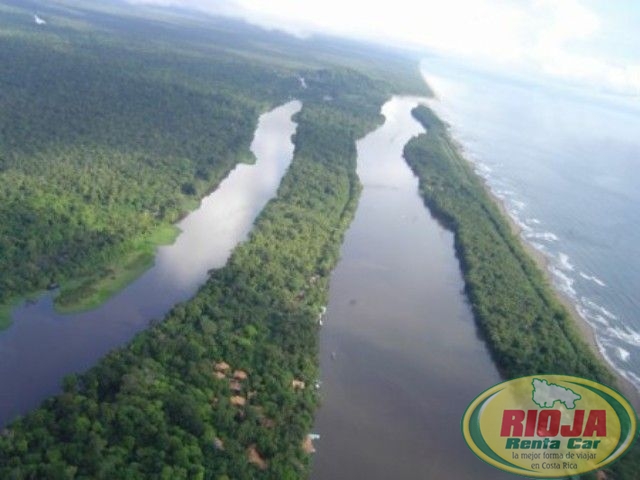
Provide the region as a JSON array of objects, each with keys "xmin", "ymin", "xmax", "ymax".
[{"xmin": 0, "ymin": 1, "xmax": 637, "ymax": 479}]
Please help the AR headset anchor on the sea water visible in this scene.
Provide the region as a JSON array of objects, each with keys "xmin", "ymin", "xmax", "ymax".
[{"xmin": 422, "ymin": 57, "xmax": 640, "ymax": 390}]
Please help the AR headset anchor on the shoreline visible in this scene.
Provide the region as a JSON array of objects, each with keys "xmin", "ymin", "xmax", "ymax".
[
  {"xmin": 474, "ymin": 153, "xmax": 640, "ymax": 409},
  {"xmin": 0, "ymin": 146, "xmax": 260, "ymax": 328},
  {"xmin": 406, "ymin": 103, "xmax": 639, "ymax": 411},
  {"xmin": 50, "ymin": 148, "xmax": 254, "ymax": 314},
  {"xmin": 418, "ymin": 90, "xmax": 640, "ymax": 408}
]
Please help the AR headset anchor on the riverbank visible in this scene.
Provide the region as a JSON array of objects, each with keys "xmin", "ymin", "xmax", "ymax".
[
  {"xmin": 0, "ymin": 69, "xmax": 395, "ymax": 476},
  {"xmin": 405, "ymin": 104, "xmax": 610, "ymax": 381},
  {"xmin": 311, "ymin": 96, "xmax": 509, "ymax": 479},
  {"xmin": 0, "ymin": 298, "xmax": 21, "ymax": 330},
  {"xmin": 50, "ymin": 149, "xmax": 261, "ymax": 314},
  {"xmin": 404, "ymin": 104, "xmax": 640, "ymax": 478},
  {"xmin": 0, "ymin": 100, "xmax": 302, "ymax": 428},
  {"xmin": 54, "ymin": 224, "xmax": 181, "ymax": 314},
  {"xmin": 0, "ymin": 225, "xmax": 187, "ymax": 327},
  {"xmin": 0, "ymin": 147, "xmax": 260, "ymax": 326}
]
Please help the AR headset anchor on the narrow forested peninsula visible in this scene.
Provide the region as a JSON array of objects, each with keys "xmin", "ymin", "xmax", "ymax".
[{"xmin": 404, "ymin": 105, "xmax": 639, "ymax": 479}]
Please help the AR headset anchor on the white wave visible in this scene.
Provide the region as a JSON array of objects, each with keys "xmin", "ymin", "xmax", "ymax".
[
  {"xmin": 599, "ymin": 342, "xmax": 640, "ymax": 391},
  {"xmin": 525, "ymin": 231, "xmax": 559, "ymax": 242},
  {"xmin": 34, "ymin": 14, "xmax": 46, "ymax": 25},
  {"xmin": 617, "ymin": 347, "xmax": 631, "ymax": 362},
  {"xmin": 575, "ymin": 304, "xmax": 609, "ymax": 327},
  {"xmin": 582, "ymin": 297, "xmax": 617, "ymax": 320},
  {"xmin": 298, "ymin": 76, "xmax": 307, "ymax": 89},
  {"xmin": 578, "ymin": 271, "xmax": 606, "ymax": 287},
  {"xmin": 549, "ymin": 266, "xmax": 576, "ymax": 297},
  {"xmin": 605, "ymin": 325, "xmax": 640, "ymax": 347},
  {"xmin": 594, "ymin": 337, "xmax": 618, "ymax": 374},
  {"xmin": 508, "ymin": 208, "xmax": 522, "ymax": 220},
  {"xmin": 513, "ymin": 216, "xmax": 532, "ymax": 233},
  {"xmin": 511, "ymin": 199, "xmax": 526, "ymax": 211},
  {"xmin": 527, "ymin": 218, "xmax": 541, "ymax": 225},
  {"xmin": 476, "ymin": 162, "xmax": 492, "ymax": 174},
  {"xmin": 557, "ymin": 253, "xmax": 574, "ymax": 272},
  {"xmin": 529, "ymin": 241, "xmax": 547, "ymax": 252},
  {"xmin": 592, "ymin": 315, "xmax": 610, "ymax": 326},
  {"xmin": 493, "ymin": 188, "xmax": 509, "ymax": 200}
]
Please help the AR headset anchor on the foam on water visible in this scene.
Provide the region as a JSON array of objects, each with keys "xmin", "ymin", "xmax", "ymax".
[
  {"xmin": 530, "ymin": 242, "xmax": 547, "ymax": 252},
  {"xmin": 605, "ymin": 326, "xmax": 640, "ymax": 348},
  {"xmin": 582, "ymin": 298, "xmax": 617, "ymax": 320},
  {"xmin": 579, "ymin": 272, "xmax": 607, "ymax": 287},
  {"xmin": 618, "ymin": 347, "xmax": 631, "ymax": 362},
  {"xmin": 423, "ymin": 67, "xmax": 640, "ymax": 393},
  {"xmin": 478, "ymin": 165, "xmax": 492, "ymax": 176},
  {"xmin": 511, "ymin": 215, "xmax": 533, "ymax": 233},
  {"xmin": 576, "ymin": 304, "xmax": 609, "ymax": 327},
  {"xmin": 549, "ymin": 266, "xmax": 577, "ymax": 297},
  {"xmin": 621, "ymin": 369, "xmax": 640, "ymax": 391},
  {"xmin": 525, "ymin": 231, "xmax": 559, "ymax": 242},
  {"xmin": 558, "ymin": 253, "xmax": 574, "ymax": 272},
  {"xmin": 511, "ymin": 200, "xmax": 526, "ymax": 211}
]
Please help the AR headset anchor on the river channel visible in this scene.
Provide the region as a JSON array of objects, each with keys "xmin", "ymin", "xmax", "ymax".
[
  {"xmin": 0, "ymin": 100, "xmax": 301, "ymax": 426},
  {"xmin": 311, "ymin": 97, "xmax": 510, "ymax": 479}
]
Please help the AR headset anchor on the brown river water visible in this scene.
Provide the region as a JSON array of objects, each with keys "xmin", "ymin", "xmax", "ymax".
[{"xmin": 311, "ymin": 97, "xmax": 512, "ymax": 479}]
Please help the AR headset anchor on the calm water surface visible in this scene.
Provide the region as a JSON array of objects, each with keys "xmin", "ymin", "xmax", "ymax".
[
  {"xmin": 0, "ymin": 100, "xmax": 301, "ymax": 426},
  {"xmin": 311, "ymin": 97, "xmax": 510, "ymax": 479}
]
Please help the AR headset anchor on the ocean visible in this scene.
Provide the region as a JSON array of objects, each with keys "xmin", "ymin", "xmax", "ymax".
[{"xmin": 421, "ymin": 57, "xmax": 640, "ymax": 391}]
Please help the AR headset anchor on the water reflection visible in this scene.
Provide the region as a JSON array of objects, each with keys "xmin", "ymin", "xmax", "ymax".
[
  {"xmin": 311, "ymin": 97, "xmax": 509, "ymax": 479},
  {"xmin": 0, "ymin": 100, "xmax": 301, "ymax": 426}
]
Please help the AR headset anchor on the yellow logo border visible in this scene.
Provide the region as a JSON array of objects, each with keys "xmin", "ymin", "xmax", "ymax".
[{"xmin": 461, "ymin": 375, "xmax": 638, "ymax": 478}]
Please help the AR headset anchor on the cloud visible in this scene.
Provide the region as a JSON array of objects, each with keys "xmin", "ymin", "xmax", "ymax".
[
  {"xmin": 521, "ymin": 0, "xmax": 640, "ymax": 94},
  {"xmin": 125, "ymin": 0, "xmax": 640, "ymax": 95}
]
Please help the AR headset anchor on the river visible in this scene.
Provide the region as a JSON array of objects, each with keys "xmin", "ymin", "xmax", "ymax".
[
  {"xmin": 0, "ymin": 100, "xmax": 301, "ymax": 426},
  {"xmin": 311, "ymin": 97, "xmax": 510, "ymax": 479}
]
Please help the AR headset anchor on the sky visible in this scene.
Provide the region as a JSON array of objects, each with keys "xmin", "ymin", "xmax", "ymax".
[{"xmin": 127, "ymin": 0, "xmax": 640, "ymax": 96}]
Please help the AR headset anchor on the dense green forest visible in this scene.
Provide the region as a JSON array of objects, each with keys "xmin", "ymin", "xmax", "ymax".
[
  {"xmin": 404, "ymin": 105, "xmax": 639, "ymax": 479},
  {"xmin": 0, "ymin": 0, "xmax": 425, "ymax": 324},
  {"xmin": 0, "ymin": 10, "xmax": 286, "ymax": 321},
  {"xmin": 0, "ymin": 70, "xmax": 391, "ymax": 480},
  {"xmin": 0, "ymin": 1, "xmax": 429, "ymax": 478}
]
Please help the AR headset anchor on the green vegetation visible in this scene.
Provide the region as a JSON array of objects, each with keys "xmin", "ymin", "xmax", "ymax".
[
  {"xmin": 0, "ymin": 298, "xmax": 21, "ymax": 330},
  {"xmin": 0, "ymin": 24, "xmax": 289, "ymax": 322},
  {"xmin": 0, "ymin": 70, "xmax": 390, "ymax": 479},
  {"xmin": 0, "ymin": 0, "xmax": 425, "ymax": 326},
  {"xmin": 56, "ymin": 224, "xmax": 180, "ymax": 314},
  {"xmin": 0, "ymin": 1, "xmax": 429, "ymax": 477},
  {"xmin": 404, "ymin": 105, "xmax": 639, "ymax": 479},
  {"xmin": 405, "ymin": 105, "xmax": 611, "ymax": 381}
]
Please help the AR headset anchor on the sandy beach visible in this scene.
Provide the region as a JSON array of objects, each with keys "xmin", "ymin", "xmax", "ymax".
[{"xmin": 479, "ymin": 165, "xmax": 640, "ymax": 409}]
